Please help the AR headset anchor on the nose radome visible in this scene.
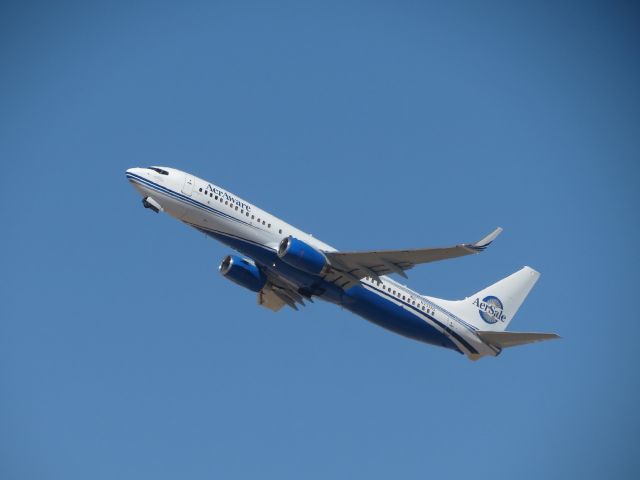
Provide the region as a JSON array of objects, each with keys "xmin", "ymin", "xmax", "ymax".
[{"xmin": 125, "ymin": 167, "xmax": 142, "ymax": 178}]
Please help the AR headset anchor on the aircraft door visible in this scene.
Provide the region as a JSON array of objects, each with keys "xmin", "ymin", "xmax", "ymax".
[{"xmin": 181, "ymin": 175, "xmax": 194, "ymax": 196}]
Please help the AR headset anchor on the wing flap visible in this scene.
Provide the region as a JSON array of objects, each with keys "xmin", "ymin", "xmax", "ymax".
[
  {"xmin": 258, "ymin": 285, "xmax": 287, "ymax": 312},
  {"xmin": 258, "ymin": 275, "xmax": 311, "ymax": 312}
]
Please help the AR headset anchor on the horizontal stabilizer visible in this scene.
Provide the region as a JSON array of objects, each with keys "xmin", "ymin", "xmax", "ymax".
[{"xmin": 477, "ymin": 331, "xmax": 560, "ymax": 349}]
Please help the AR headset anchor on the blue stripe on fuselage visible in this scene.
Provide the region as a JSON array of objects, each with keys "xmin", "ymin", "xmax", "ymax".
[
  {"xmin": 357, "ymin": 283, "xmax": 477, "ymax": 354},
  {"xmin": 342, "ymin": 285, "xmax": 463, "ymax": 353}
]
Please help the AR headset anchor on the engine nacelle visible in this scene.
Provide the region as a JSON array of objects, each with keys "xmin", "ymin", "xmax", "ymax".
[
  {"xmin": 277, "ymin": 236, "xmax": 328, "ymax": 275},
  {"xmin": 219, "ymin": 255, "xmax": 267, "ymax": 292}
]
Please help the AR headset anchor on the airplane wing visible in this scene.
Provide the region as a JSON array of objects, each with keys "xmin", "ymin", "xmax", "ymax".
[{"xmin": 323, "ymin": 227, "xmax": 502, "ymax": 288}]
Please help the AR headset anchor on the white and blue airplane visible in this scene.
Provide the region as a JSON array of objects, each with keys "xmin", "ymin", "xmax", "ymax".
[{"xmin": 126, "ymin": 166, "xmax": 559, "ymax": 360}]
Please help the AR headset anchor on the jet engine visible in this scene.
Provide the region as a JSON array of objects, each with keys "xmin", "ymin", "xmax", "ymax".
[
  {"xmin": 219, "ymin": 255, "xmax": 267, "ymax": 292},
  {"xmin": 277, "ymin": 236, "xmax": 328, "ymax": 275}
]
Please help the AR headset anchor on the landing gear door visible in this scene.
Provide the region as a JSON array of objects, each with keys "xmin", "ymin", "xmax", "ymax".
[{"xmin": 181, "ymin": 175, "xmax": 194, "ymax": 196}]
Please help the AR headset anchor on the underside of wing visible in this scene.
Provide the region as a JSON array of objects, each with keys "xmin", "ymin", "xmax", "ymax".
[{"xmin": 324, "ymin": 227, "xmax": 502, "ymax": 286}]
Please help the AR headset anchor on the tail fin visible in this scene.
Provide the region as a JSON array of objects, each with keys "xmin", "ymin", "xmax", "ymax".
[{"xmin": 435, "ymin": 266, "xmax": 540, "ymax": 332}]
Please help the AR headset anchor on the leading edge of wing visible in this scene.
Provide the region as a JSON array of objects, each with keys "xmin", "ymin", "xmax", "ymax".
[{"xmin": 324, "ymin": 227, "xmax": 503, "ymax": 282}]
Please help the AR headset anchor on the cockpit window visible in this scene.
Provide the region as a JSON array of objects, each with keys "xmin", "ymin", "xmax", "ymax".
[{"xmin": 147, "ymin": 167, "xmax": 169, "ymax": 175}]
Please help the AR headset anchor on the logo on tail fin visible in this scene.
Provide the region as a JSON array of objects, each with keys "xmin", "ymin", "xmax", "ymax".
[{"xmin": 473, "ymin": 296, "xmax": 506, "ymax": 324}]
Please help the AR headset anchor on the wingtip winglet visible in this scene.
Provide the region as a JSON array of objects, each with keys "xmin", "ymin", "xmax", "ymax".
[
  {"xmin": 480, "ymin": 227, "xmax": 503, "ymax": 245},
  {"xmin": 467, "ymin": 227, "xmax": 503, "ymax": 252}
]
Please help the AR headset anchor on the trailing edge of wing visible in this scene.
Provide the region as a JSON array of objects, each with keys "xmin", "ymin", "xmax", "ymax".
[{"xmin": 324, "ymin": 227, "xmax": 503, "ymax": 284}]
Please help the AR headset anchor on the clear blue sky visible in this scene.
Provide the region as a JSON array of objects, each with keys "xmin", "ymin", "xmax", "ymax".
[{"xmin": 1, "ymin": 1, "xmax": 639, "ymax": 478}]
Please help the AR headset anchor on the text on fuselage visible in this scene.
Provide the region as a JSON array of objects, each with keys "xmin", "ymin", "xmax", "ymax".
[{"xmin": 206, "ymin": 185, "xmax": 251, "ymax": 211}]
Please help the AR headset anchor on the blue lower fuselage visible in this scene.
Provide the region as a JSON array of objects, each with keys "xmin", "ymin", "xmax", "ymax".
[{"xmin": 204, "ymin": 227, "xmax": 461, "ymax": 354}]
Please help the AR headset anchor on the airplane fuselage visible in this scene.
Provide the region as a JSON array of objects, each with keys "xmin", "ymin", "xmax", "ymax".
[{"xmin": 126, "ymin": 166, "xmax": 499, "ymax": 359}]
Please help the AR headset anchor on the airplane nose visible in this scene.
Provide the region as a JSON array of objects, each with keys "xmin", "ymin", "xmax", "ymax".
[{"xmin": 125, "ymin": 167, "xmax": 141, "ymax": 178}]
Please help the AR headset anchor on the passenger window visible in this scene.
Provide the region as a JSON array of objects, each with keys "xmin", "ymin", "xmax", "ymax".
[
  {"xmin": 235, "ymin": 206, "xmax": 238, "ymax": 211},
  {"xmin": 241, "ymin": 210, "xmax": 244, "ymax": 214},
  {"xmin": 246, "ymin": 212, "xmax": 249, "ymax": 217},
  {"xmin": 225, "ymin": 201, "xmax": 228, "ymax": 205},
  {"xmin": 199, "ymin": 188, "xmax": 202, "ymax": 192},
  {"xmin": 251, "ymin": 215, "xmax": 255, "ymax": 220},
  {"xmin": 262, "ymin": 221, "xmax": 266, "ymax": 225},
  {"xmin": 268, "ymin": 223, "xmax": 271, "ymax": 228},
  {"xmin": 279, "ymin": 229, "xmax": 282, "ymax": 234},
  {"xmin": 215, "ymin": 196, "xmax": 218, "ymax": 200},
  {"xmin": 210, "ymin": 193, "xmax": 213, "ymax": 197}
]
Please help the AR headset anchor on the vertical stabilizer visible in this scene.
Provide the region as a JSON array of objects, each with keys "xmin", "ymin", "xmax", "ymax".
[{"xmin": 435, "ymin": 267, "xmax": 540, "ymax": 332}]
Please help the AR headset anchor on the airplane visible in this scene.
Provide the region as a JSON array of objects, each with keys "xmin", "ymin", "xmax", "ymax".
[{"xmin": 125, "ymin": 166, "xmax": 559, "ymax": 360}]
